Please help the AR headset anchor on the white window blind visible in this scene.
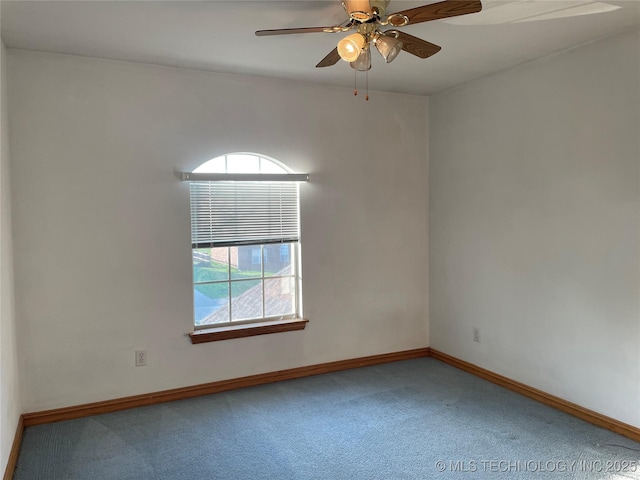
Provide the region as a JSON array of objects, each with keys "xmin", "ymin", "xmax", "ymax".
[{"xmin": 189, "ymin": 181, "xmax": 300, "ymax": 248}]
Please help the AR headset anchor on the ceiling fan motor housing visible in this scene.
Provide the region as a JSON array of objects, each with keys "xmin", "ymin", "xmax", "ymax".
[
  {"xmin": 343, "ymin": 0, "xmax": 390, "ymax": 22},
  {"xmin": 370, "ymin": 0, "xmax": 391, "ymax": 18}
]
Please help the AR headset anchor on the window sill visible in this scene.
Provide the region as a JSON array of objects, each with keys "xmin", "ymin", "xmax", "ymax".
[{"xmin": 189, "ymin": 318, "xmax": 309, "ymax": 344}]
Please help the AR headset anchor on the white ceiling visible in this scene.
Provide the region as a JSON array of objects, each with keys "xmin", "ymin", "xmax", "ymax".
[{"xmin": 1, "ymin": 0, "xmax": 638, "ymax": 96}]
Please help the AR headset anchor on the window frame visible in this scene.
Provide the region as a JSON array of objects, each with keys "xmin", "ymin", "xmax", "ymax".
[{"xmin": 183, "ymin": 153, "xmax": 308, "ymax": 343}]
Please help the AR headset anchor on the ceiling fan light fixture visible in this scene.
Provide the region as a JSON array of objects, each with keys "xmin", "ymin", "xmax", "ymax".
[
  {"xmin": 337, "ymin": 33, "xmax": 366, "ymax": 62},
  {"xmin": 350, "ymin": 46, "xmax": 371, "ymax": 71},
  {"xmin": 374, "ymin": 32, "xmax": 403, "ymax": 63}
]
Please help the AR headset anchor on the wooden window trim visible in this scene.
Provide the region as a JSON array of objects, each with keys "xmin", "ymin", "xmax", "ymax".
[{"xmin": 189, "ymin": 317, "xmax": 309, "ymax": 344}]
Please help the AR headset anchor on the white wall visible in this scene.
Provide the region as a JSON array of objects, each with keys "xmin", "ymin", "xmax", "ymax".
[
  {"xmin": 429, "ymin": 29, "xmax": 640, "ymax": 427},
  {"xmin": 8, "ymin": 50, "xmax": 429, "ymax": 412},
  {"xmin": 1, "ymin": 38, "xmax": 21, "ymax": 474}
]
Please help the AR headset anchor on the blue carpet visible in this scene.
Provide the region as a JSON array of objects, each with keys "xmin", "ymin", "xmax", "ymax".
[{"xmin": 14, "ymin": 358, "xmax": 640, "ymax": 479}]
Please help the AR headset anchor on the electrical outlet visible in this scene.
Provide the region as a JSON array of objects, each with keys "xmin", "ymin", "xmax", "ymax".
[
  {"xmin": 135, "ymin": 349, "xmax": 147, "ymax": 367},
  {"xmin": 473, "ymin": 327, "xmax": 481, "ymax": 343}
]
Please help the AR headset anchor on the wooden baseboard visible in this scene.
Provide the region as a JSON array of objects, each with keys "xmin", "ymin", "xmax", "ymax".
[
  {"xmin": 23, "ymin": 347, "xmax": 431, "ymax": 427},
  {"xmin": 430, "ymin": 349, "xmax": 640, "ymax": 443},
  {"xmin": 19, "ymin": 347, "xmax": 638, "ymax": 454},
  {"xmin": 3, "ymin": 415, "xmax": 24, "ymax": 480}
]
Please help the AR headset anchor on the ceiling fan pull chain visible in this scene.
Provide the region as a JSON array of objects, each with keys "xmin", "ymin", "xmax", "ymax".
[
  {"xmin": 365, "ymin": 70, "xmax": 369, "ymax": 101},
  {"xmin": 354, "ymin": 69, "xmax": 358, "ymax": 96}
]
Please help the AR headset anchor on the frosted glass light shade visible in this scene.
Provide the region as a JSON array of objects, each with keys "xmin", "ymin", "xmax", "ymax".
[
  {"xmin": 350, "ymin": 47, "xmax": 371, "ymax": 71},
  {"xmin": 337, "ymin": 33, "xmax": 367, "ymax": 62},
  {"xmin": 374, "ymin": 33, "xmax": 403, "ymax": 63}
]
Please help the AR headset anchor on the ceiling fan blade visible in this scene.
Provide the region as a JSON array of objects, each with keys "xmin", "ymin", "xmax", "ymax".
[
  {"xmin": 316, "ymin": 48, "xmax": 341, "ymax": 68},
  {"xmin": 256, "ymin": 27, "xmax": 334, "ymax": 36},
  {"xmin": 391, "ymin": 0, "xmax": 482, "ymax": 25},
  {"xmin": 391, "ymin": 30, "xmax": 442, "ymax": 59}
]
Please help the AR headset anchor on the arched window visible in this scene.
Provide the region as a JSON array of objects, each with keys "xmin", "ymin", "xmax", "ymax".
[
  {"xmin": 183, "ymin": 153, "xmax": 307, "ymax": 337},
  {"xmin": 193, "ymin": 153, "xmax": 290, "ymax": 174}
]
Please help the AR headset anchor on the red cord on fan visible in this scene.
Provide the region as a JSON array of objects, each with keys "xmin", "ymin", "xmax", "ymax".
[
  {"xmin": 366, "ymin": 70, "xmax": 369, "ymax": 101},
  {"xmin": 354, "ymin": 69, "xmax": 358, "ymax": 96}
]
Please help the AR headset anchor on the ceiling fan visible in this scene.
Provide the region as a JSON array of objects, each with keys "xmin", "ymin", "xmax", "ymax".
[{"xmin": 256, "ymin": 0, "xmax": 483, "ymax": 72}]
